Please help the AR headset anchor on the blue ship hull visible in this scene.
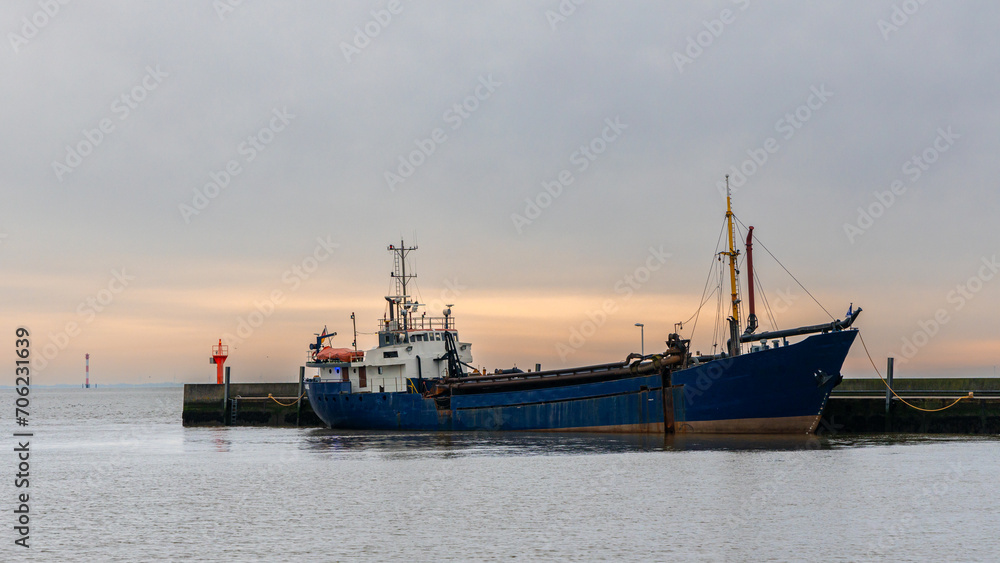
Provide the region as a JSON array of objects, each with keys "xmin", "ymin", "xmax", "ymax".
[
  {"xmin": 672, "ymin": 330, "xmax": 857, "ymax": 433},
  {"xmin": 306, "ymin": 330, "xmax": 857, "ymax": 434}
]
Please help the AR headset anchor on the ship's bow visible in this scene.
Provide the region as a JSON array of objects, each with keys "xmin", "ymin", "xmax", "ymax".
[{"xmin": 672, "ymin": 330, "xmax": 857, "ymax": 434}]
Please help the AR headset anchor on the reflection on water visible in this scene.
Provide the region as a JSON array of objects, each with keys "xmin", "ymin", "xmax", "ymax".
[
  {"xmin": 298, "ymin": 428, "xmax": 1000, "ymax": 459},
  {"xmin": 302, "ymin": 429, "xmax": 671, "ymax": 457},
  {"xmin": 207, "ymin": 427, "xmax": 232, "ymax": 452}
]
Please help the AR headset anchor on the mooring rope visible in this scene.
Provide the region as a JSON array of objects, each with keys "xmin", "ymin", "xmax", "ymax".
[
  {"xmin": 268, "ymin": 392, "xmax": 306, "ymax": 407},
  {"xmin": 858, "ymin": 332, "xmax": 971, "ymax": 412}
]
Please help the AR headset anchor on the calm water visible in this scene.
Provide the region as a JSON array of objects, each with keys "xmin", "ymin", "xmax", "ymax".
[{"xmin": 4, "ymin": 388, "xmax": 999, "ymax": 562}]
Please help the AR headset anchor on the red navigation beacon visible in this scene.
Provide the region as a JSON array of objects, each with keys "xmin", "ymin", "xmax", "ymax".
[{"xmin": 211, "ymin": 339, "xmax": 228, "ymax": 385}]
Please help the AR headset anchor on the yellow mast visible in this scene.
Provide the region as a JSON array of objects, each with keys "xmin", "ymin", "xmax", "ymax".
[{"xmin": 724, "ymin": 175, "xmax": 740, "ymax": 325}]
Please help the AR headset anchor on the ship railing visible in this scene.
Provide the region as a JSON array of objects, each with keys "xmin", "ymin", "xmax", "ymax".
[
  {"xmin": 305, "ymin": 351, "xmax": 363, "ymax": 364},
  {"xmin": 379, "ymin": 316, "xmax": 456, "ymax": 332}
]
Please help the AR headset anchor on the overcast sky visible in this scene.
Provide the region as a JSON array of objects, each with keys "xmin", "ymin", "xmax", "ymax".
[{"xmin": 3, "ymin": 1, "xmax": 998, "ymax": 384}]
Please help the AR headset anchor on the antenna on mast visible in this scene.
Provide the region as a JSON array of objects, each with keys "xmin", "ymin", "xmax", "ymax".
[{"xmin": 387, "ymin": 240, "xmax": 418, "ymax": 330}]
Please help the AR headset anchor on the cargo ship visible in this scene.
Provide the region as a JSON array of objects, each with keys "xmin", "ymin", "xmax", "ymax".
[{"xmin": 306, "ymin": 184, "xmax": 861, "ymax": 434}]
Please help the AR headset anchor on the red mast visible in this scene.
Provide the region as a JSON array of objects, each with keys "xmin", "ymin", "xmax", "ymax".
[{"xmin": 744, "ymin": 226, "xmax": 758, "ymax": 335}]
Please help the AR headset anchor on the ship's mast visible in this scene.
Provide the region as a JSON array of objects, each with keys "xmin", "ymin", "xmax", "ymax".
[
  {"xmin": 388, "ymin": 240, "xmax": 418, "ymax": 330},
  {"xmin": 723, "ymin": 176, "xmax": 741, "ymax": 356}
]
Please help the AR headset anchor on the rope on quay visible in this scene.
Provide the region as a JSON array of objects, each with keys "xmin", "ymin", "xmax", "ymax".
[
  {"xmin": 858, "ymin": 332, "xmax": 972, "ymax": 413},
  {"xmin": 268, "ymin": 392, "xmax": 306, "ymax": 407}
]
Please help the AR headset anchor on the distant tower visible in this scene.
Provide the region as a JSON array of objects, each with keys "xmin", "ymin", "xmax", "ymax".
[
  {"xmin": 212, "ymin": 339, "xmax": 228, "ymax": 385},
  {"xmin": 85, "ymin": 353, "xmax": 90, "ymax": 388}
]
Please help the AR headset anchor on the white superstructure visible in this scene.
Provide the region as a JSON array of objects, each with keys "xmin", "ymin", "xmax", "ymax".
[{"xmin": 307, "ymin": 241, "xmax": 474, "ymax": 392}]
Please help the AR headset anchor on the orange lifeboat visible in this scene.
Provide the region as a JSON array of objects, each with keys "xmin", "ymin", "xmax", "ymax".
[{"xmin": 315, "ymin": 347, "xmax": 364, "ymax": 362}]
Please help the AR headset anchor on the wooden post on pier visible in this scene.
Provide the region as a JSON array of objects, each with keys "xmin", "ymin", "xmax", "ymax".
[
  {"xmin": 296, "ymin": 366, "xmax": 305, "ymax": 427},
  {"xmin": 223, "ymin": 366, "xmax": 231, "ymax": 426},
  {"xmin": 885, "ymin": 358, "xmax": 894, "ymax": 431}
]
